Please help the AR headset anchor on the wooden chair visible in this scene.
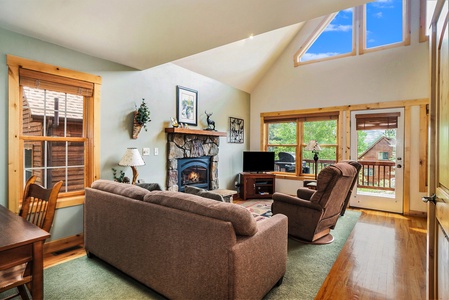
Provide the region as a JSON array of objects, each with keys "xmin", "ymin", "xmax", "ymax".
[{"xmin": 0, "ymin": 176, "xmax": 62, "ymax": 300}]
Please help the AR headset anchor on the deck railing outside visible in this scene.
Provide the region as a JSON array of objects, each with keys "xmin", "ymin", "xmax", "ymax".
[{"xmin": 279, "ymin": 159, "xmax": 396, "ymax": 192}]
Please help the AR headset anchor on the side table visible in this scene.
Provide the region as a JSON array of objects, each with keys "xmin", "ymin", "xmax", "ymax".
[{"xmin": 212, "ymin": 189, "xmax": 238, "ymax": 203}]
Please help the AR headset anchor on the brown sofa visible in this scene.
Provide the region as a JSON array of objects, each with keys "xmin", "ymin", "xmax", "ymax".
[{"xmin": 84, "ymin": 180, "xmax": 288, "ymax": 300}]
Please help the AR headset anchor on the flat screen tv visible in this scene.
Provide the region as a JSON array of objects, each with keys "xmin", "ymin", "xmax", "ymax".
[{"xmin": 243, "ymin": 151, "xmax": 275, "ymax": 173}]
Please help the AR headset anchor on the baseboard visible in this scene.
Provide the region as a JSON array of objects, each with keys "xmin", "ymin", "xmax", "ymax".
[
  {"xmin": 44, "ymin": 234, "xmax": 84, "ymax": 254},
  {"xmin": 405, "ymin": 210, "xmax": 427, "ymax": 218}
]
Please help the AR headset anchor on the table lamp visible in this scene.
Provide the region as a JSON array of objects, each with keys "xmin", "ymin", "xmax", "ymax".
[
  {"xmin": 305, "ymin": 140, "xmax": 322, "ymax": 180},
  {"xmin": 119, "ymin": 148, "xmax": 145, "ymax": 184}
]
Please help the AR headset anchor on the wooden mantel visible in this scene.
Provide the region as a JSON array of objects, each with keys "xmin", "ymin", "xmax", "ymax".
[{"xmin": 165, "ymin": 127, "xmax": 227, "ymax": 137}]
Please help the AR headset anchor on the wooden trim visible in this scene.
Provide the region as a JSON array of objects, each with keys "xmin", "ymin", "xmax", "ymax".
[
  {"xmin": 164, "ymin": 127, "xmax": 226, "ymax": 137},
  {"xmin": 337, "ymin": 111, "xmax": 344, "ymax": 162},
  {"xmin": 7, "ymin": 55, "xmax": 101, "ymax": 84},
  {"xmin": 8, "ymin": 63, "xmax": 21, "ymax": 213},
  {"xmin": 296, "ymin": 51, "xmax": 356, "ymax": 66},
  {"xmin": 403, "ymin": 106, "xmax": 412, "ymax": 215},
  {"xmin": 260, "ymin": 116, "xmax": 266, "ymax": 150},
  {"xmin": 357, "ymin": 5, "xmax": 366, "ymax": 55},
  {"xmin": 404, "ymin": 0, "xmax": 412, "ymax": 46},
  {"xmin": 55, "ymin": 195, "xmax": 84, "ymax": 209},
  {"xmin": 260, "ymin": 98, "xmax": 429, "ymax": 119},
  {"xmin": 407, "ymin": 210, "xmax": 427, "ymax": 218},
  {"xmin": 345, "ymin": 110, "xmax": 351, "ymax": 160},
  {"xmin": 263, "ymin": 111, "xmax": 339, "ymax": 122},
  {"xmin": 21, "ymin": 136, "xmax": 87, "ymax": 142},
  {"xmin": 91, "ymin": 83, "xmax": 102, "ymax": 183},
  {"xmin": 419, "ymin": 0, "xmax": 429, "ymax": 43},
  {"xmin": 419, "ymin": 104, "xmax": 429, "ymax": 192},
  {"xmin": 44, "ymin": 234, "xmax": 84, "ymax": 255},
  {"xmin": 293, "ymin": 14, "xmax": 336, "ymax": 67}
]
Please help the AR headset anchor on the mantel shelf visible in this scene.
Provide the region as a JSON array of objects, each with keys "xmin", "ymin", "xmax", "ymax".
[{"xmin": 164, "ymin": 127, "xmax": 227, "ymax": 137}]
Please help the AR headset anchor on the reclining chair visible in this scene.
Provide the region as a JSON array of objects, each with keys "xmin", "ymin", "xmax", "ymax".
[
  {"xmin": 340, "ymin": 160, "xmax": 362, "ymax": 216},
  {"xmin": 271, "ymin": 161, "xmax": 360, "ymax": 244}
]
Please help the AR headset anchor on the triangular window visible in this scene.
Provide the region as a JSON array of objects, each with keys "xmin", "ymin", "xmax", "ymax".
[{"xmin": 300, "ymin": 9, "xmax": 354, "ymax": 64}]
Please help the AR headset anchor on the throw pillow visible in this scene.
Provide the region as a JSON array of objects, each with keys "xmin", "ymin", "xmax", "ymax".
[
  {"xmin": 184, "ymin": 186, "xmax": 224, "ymax": 202},
  {"xmin": 137, "ymin": 182, "xmax": 162, "ymax": 191}
]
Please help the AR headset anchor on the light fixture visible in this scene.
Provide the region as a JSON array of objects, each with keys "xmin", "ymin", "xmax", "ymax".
[
  {"xmin": 305, "ymin": 140, "xmax": 322, "ymax": 180},
  {"xmin": 118, "ymin": 148, "xmax": 145, "ymax": 185}
]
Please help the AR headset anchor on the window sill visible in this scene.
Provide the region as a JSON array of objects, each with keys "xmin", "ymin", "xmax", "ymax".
[{"xmin": 56, "ymin": 195, "xmax": 84, "ymax": 209}]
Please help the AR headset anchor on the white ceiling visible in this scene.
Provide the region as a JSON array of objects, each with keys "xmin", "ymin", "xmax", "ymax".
[{"xmin": 0, "ymin": 0, "xmax": 370, "ymax": 93}]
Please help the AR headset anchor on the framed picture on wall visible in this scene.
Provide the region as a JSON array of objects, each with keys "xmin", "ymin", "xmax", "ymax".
[
  {"xmin": 229, "ymin": 117, "xmax": 244, "ymax": 143},
  {"xmin": 176, "ymin": 85, "xmax": 198, "ymax": 126}
]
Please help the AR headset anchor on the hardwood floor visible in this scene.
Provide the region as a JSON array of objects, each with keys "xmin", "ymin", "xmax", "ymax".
[
  {"xmin": 316, "ymin": 208, "xmax": 427, "ymax": 300},
  {"xmin": 44, "ymin": 208, "xmax": 427, "ymax": 299}
]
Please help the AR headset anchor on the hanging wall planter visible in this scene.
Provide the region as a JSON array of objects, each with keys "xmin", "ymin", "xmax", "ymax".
[{"xmin": 132, "ymin": 98, "xmax": 151, "ymax": 139}]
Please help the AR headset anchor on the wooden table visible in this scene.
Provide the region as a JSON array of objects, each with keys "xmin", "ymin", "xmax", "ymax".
[
  {"xmin": 0, "ymin": 205, "xmax": 50, "ymax": 300},
  {"xmin": 213, "ymin": 189, "xmax": 238, "ymax": 203}
]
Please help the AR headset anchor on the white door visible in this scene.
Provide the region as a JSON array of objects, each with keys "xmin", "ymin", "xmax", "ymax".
[{"xmin": 349, "ymin": 108, "xmax": 404, "ymax": 213}]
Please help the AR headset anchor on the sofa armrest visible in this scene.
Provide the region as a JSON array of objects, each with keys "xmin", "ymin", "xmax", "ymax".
[
  {"xmin": 231, "ymin": 214, "xmax": 288, "ymax": 299},
  {"xmin": 272, "ymin": 192, "xmax": 322, "ymax": 211}
]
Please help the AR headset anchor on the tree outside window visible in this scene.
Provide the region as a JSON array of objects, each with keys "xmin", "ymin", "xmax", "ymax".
[{"xmin": 266, "ymin": 117, "xmax": 338, "ymax": 176}]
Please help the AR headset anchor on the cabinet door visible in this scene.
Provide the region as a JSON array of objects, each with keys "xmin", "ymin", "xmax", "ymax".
[{"xmin": 245, "ymin": 177, "xmax": 257, "ymax": 198}]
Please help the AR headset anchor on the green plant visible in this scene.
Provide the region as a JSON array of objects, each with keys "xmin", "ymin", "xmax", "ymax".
[
  {"xmin": 135, "ymin": 98, "xmax": 151, "ymax": 131},
  {"xmin": 112, "ymin": 168, "xmax": 125, "ymax": 183}
]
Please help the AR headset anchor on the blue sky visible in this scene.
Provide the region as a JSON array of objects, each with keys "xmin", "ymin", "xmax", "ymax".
[{"xmin": 302, "ymin": 0, "xmax": 403, "ymax": 62}]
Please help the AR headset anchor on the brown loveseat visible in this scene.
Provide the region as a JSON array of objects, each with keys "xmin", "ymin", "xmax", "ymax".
[{"xmin": 84, "ymin": 180, "xmax": 288, "ymax": 300}]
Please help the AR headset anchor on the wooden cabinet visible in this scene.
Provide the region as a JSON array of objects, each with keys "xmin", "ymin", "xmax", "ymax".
[{"xmin": 239, "ymin": 173, "xmax": 275, "ymax": 200}]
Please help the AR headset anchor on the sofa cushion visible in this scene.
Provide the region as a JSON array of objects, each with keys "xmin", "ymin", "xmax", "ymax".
[
  {"xmin": 144, "ymin": 191, "xmax": 257, "ymax": 236},
  {"xmin": 184, "ymin": 186, "xmax": 224, "ymax": 202},
  {"xmin": 91, "ymin": 180, "xmax": 150, "ymax": 201}
]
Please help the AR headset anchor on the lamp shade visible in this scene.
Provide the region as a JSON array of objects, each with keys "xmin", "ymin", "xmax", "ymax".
[
  {"xmin": 304, "ymin": 140, "xmax": 322, "ymax": 152},
  {"xmin": 119, "ymin": 148, "xmax": 145, "ymax": 167}
]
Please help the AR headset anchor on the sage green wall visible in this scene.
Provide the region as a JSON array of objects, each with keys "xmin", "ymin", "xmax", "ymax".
[{"xmin": 0, "ymin": 27, "xmax": 249, "ymax": 241}]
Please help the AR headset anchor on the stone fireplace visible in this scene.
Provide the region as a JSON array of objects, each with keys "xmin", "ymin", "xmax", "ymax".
[{"xmin": 166, "ymin": 128, "xmax": 226, "ymax": 191}]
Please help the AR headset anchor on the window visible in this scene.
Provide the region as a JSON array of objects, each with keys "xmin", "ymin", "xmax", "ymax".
[
  {"xmin": 378, "ymin": 152, "xmax": 389, "ymax": 160},
  {"xmin": 295, "ymin": 0, "xmax": 411, "ymax": 66},
  {"xmin": 301, "ymin": 9, "xmax": 354, "ymax": 63},
  {"xmin": 7, "ymin": 55, "xmax": 101, "ymax": 212},
  {"xmin": 264, "ymin": 114, "xmax": 338, "ymax": 177},
  {"xmin": 360, "ymin": 0, "xmax": 410, "ymax": 54}
]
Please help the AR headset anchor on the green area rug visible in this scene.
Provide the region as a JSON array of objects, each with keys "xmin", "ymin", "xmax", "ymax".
[{"xmin": 10, "ymin": 205, "xmax": 361, "ymax": 300}]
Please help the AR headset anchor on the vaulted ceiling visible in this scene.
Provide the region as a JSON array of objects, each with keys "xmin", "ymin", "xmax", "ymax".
[{"xmin": 0, "ymin": 0, "xmax": 370, "ymax": 92}]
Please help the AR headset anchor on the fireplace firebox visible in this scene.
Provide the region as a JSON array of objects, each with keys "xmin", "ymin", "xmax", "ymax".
[{"xmin": 177, "ymin": 156, "xmax": 210, "ymax": 192}]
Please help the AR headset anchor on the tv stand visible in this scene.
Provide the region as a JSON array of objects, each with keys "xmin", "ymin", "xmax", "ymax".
[{"xmin": 239, "ymin": 172, "xmax": 275, "ymax": 200}]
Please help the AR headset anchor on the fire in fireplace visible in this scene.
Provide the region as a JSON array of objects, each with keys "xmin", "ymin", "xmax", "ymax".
[{"xmin": 178, "ymin": 156, "xmax": 210, "ymax": 192}]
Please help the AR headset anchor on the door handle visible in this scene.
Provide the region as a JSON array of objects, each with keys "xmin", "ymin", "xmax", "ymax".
[{"xmin": 422, "ymin": 194, "xmax": 436, "ymax": 204}]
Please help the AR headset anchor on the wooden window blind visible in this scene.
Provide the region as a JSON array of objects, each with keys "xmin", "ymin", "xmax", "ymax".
[
  {"xmin": 355, "ymin": 112, "xmax": 400, "ymax": 130},
  {"xmin": 19, "ymin": 68, "xmax": 94, "ymax": 97}
]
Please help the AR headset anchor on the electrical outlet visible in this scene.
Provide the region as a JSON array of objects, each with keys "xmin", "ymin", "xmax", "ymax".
[
  {"xmin": 142, "ymin": 148, "xmax": 150, "ymax": 156},
  {"xmin": 154, "ymin": 148, "xmax": 159, "ymax": 156}
]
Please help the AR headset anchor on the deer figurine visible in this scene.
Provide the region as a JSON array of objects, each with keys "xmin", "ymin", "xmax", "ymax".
[{"xmin": 205, "ymin": 111, "xmax": 216, "ymax": 131}]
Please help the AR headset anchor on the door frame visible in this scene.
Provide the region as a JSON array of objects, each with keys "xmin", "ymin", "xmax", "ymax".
[{"xmin": 349, "ymin": 108, "xmax": 405, "ymax": 213}]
